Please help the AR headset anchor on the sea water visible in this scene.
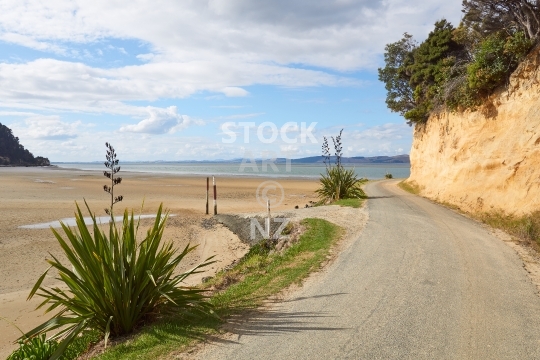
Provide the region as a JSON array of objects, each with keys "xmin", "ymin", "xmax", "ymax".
[
  {"xmin": 53, "ymin": 162, "xmax": 411, "ymax": 180},
  {"xmin": 19, "ymin": 214, "xmax": 175, "ymax": 229}
]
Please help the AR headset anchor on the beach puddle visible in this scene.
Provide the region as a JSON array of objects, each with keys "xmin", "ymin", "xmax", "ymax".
[
  {"xmin": 34, "ymin": 179, "xmax": 55, "ymax": 184},
  {"xmin": 19, "ymin": 214, "xmax": 175, "ymax": 229}
]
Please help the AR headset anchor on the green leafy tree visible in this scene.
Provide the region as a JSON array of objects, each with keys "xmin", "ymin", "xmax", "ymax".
[
  {"xmin": 379, "ymin": 20, "xmax": 465, "ymax": 124},
  {"xmin": 378, "ymin": 33, "xmax": 417, "ymax": 124},
  {"xmin": 379, "ymin": 1, "xmax": 537, "ymax": 123},
  {"xmin": 406, "ymin": 19, "xmax": 463, "ymax": 123},
  {"xmin": 462, "ymin": 0, "xmax": 540, "ymax": 40}
]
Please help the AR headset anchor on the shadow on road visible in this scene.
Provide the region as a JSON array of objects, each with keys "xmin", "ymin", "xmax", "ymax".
[
  {"xmin": 198, "ymin": 293, "xmax": 349, "ymax": 347},
  {"xmin": 284, "ymin": 292, "xmax": 348, "ymax": 303},
  {"xmin": 221, "ymin": 308, "xmax": 348, "ymax": 339},
  {"xmin": 368, "ymin": 195, "xmax": 394, "ymax": 199}
]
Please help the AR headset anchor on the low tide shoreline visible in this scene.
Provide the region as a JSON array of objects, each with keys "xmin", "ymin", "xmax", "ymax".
[
  {"xmin": 49, "ymin": 161, "xmax": 411, "ymax": 180},
  {"xmin": 0, "ymin": 166, "xmax": 321, "ymax": 357}
]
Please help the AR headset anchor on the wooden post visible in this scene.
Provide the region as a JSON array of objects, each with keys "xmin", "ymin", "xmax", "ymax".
[
  {"xmin": 266, "ymin": 200, "xmax": 271, "ymax": 239},
  {"xmin": 213, "ymin": 176, "xmax": 217, "ymax": 215},
  {"xmin": 206, "ymin": 177, "xmax": 209, "ymax": 215}
]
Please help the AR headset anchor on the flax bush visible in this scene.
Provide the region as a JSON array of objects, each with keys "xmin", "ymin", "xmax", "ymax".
[
  {"xmin": 22, "ymin": 203, "xmax": 214, "ymax": 360},
  {"xmin": 316, "ymin": 130, "xmax": 367, "ymax": 203}
]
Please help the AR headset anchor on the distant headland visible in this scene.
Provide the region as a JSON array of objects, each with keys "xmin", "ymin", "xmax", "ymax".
[{"xmin": 0, "ymin": 123, "xmax": 50, "ymax": 166}]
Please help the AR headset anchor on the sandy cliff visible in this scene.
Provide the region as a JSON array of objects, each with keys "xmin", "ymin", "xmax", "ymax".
[{"xmin": 408, "ymin": 46, "xmax": 540, "ymax": 216}]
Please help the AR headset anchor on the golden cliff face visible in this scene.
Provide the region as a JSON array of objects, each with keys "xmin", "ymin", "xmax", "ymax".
[{"xmin": 408, "ymin": 47, "xmax": 540, "ymax": 216}]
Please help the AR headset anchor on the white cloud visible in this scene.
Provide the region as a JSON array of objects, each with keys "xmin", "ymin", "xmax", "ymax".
[
  {"xmin": 349, "ymin": 123, "xmax": 409, "ymax": 141},
  {"xmin": 340, "ymin": 123, "xmax": 412, "ymax": 155},
  {"xmin": 221, "ymin": 87, "xmax": 249, "ymax": 97},
  {"xmin": 0, "ymin": 1, "xmax": 463, "ymax": 119},
  {"xmin": 0, "ymin": 59, "xmax": 353, "ymax": 115},
  {"xmin": 0, "ymin": 111, "xmax": 39, "ymax": 117},
  {"xmin": 136, "ymin": 53, "xmax": 155, "ymax": 62},
  {"xmin": 0, "ymin": 0, "xmax": 462, "ymax": 70},
  {"xmin": 0, "ymin": 1, "xmax": 463, "ymax": 117},
  {"xmin": 0, "ymin": 33, "xmax": 66, "ymax": 55},
  {"xmin": 119, "ymin": 106, "xmax": 201, "ymax": 134},
  {"xmin": 6, "ymin": 120, "xmax": 411, "ymax": 162},
  {"xmin": 10, "ymin": 116, "xmax": 81, "ymax": 140},
  {"xmin": 280, "ymin": 145, "xmax": 299, "ymax": 154},
  {"xmin": 0, "ymin": 1, "xmax": 459, "ymax": 160}
]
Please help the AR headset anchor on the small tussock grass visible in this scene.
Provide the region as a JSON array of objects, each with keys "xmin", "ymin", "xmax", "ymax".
[
  {"xmin": 398, "ymin": 180, "xmax": 421, "ymax": 195},
  {"xmin": 92, "ymin": 218, "xmax": 342, "ymax": 360},
  {"xmin": 331, "ymin": 198, "xmax": 364, "ymax": 208},
  {"xmin": 477, "ymin": 211, "xmax": 540, "ymax": 249}
]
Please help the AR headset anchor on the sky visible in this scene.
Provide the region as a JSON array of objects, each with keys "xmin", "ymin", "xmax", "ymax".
[{"xmin": 0, "ymin": 0, "xmax": 462, "ymax": 162}]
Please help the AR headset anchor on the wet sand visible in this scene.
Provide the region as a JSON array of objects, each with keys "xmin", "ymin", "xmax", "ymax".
[{"xmin": 0, "ymin": 166, "xmax": 319, "ymax": 357}]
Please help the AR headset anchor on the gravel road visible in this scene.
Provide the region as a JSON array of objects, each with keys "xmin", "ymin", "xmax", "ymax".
[{"xmin": 193, "ymin": 180, "xmax": 540, "ymax": 359}]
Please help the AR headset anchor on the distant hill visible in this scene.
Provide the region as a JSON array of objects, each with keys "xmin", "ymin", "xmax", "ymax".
[
  {"xmin": 90, "ymin": 154, "xmax": 410, "ymax": 164},
  {"xmin": 155, "ymin": 155, "xmax": 410, "ymax": 164},
  {"xmin": 287, "ymin": 154, "xmax": 410, "ymax": 164},
  {"xmin": 0, "ymin": 123, "xmax": 50, "ymax": 166}
]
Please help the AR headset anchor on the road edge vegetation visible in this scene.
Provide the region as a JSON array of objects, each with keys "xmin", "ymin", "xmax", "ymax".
[
  {"xmin": 90, "ymin": 218, "xmax": 343, "ymax": 359},
  {"xmin": 398, "ymin": 180, "xmax": 540, "ymax": 251}
]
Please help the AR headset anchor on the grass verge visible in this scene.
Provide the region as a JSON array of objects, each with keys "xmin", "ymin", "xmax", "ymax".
[
  {"xmin": 331, "ymin": 198, "xmax": 365, "ymax": 208},
  {"xmin": 397, "ymin": 180, "xmax": 421, "ymax": 195},
  {"xmin": 91, "ymin": 218, "xmax": 342, "ymax": 360},
  {"xmin": 476, "ymin": 211, "xmax": 540, "ymax": 249}
]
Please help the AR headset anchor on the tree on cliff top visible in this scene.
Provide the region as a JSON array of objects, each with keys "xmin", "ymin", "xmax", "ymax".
[
  {"xmin": 0, "ymin": 123, "xmax": 50, "ymax": 166},
  {"xmin": 379, "ymin": 20, "xmax": 464, "ymax": 124},
  {"xmin": 406, "ymin": 20, "xmax": 463, "ymax": 123},
  {"xmin": 379, "ymin": 1, "xmax": 537, "ymax": 125},
  {"xmin": 377, "ymin": 33, "xmax": 417, "ymax": 123},
  {"xmin": 462, "ymin": 0, "xmax": 540, "ymax": 40}
]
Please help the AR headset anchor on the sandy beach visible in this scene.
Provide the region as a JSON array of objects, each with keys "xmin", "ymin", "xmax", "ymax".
[{"xmin": 0, "ymin": 166, "xmax": 321, "ymax": 357}]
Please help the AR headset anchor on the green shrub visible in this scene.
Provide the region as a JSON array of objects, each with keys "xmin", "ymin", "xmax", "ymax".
[
  {"xmin": 380, "ymin": 12, "xmax": 535, "ymax": 123},
  {"xmin": 7, "ymin": 334, "xmax": 58, "ymax": 360},
  {"xmin": 385, "ymin": 173, "xmax": 393, "ymax": 179},
  {"xmin": 316, "ymin": 166, "xmax": 367, "ymax": 202},
  {"xmin": 22, "ymin": 202, "xmax": 215, "ymax": 360},
  {"xmin": 467, "ymin": 33, "xmax": 508, "ymax": 93},
  {"xmin": 504, "ymin": 31, "xmax": 533, "ymax": 60},
  {"xmin": 467, "ymin": 31, "xmax": 533, "ymax": 96}
]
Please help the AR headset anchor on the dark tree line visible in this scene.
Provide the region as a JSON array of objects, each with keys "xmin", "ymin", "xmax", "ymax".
[
  {"xmin": 0, "ymin": 123, "xmax": 50, "ymax": 166},
  {"xmin": 379, "ymin": 0, "xmax": 538, "ymax": 125},
  {"xmin": 463, "ymin": 0, "xmax": 540, "ymax": 40}
]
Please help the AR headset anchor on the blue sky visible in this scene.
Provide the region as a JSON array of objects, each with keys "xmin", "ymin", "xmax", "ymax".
[{"xmin": 0, "ymin": 0, "xmax": 462, "ymax": 162}]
